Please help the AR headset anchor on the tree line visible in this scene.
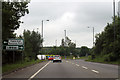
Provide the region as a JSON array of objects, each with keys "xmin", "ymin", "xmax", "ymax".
[
  {"xmin": 40, "ymin": 37, "xmax": 90, "ymax": 58},
  {"xmin": 2, "ymin": 1, "xmax": 91, "ymax": 64},
  {"xmin": 93, "ymin": 16, "xmax": 120, "ymax": 62},
  {"xmin": 2, "ymin": 2, "xmax": 30, "ymax": 64}
]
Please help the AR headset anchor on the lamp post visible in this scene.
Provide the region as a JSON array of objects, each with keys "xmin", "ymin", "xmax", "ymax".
[
  {"xmin": 87, "ymin": 27, "xmax": 94, "ymax": 47},
  {"xmin": 64, "ymin": 30, "xmax": 66, "ymax": 47},
  {"xmin": 113, "ymin": 0, "xmax": 115, "ymax": 44},
  {"xmin": 41, "ymin": 20, "xmax": 49, "ymax": 47}
]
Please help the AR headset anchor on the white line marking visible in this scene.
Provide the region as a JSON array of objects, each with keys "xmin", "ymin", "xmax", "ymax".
[
  {"xmin": 0, "ymin": 77, "xmax": 2, "ymax": 80},
  {"xmin": 92, "ymin": 70, "xmax": 99, "ymax": 73},
  {"xmin": 82, "ymin": 66, "xmax": 88, "ymax": 69},
  {"xmin": 76, "ymin": 64, "xmax": 79, "ymax": 66},
  {"xmin": 66, "ymin": 61, "xmax": 68, "ymax": 62},
  {"xmin": 28, "ymin": 61, "xmax": 50, "ymax": 80}
]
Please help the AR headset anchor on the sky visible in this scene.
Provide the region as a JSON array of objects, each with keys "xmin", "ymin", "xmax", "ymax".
[{"xmin": 15, "ymin": 0, "xmax": 120, "ymax": 48}]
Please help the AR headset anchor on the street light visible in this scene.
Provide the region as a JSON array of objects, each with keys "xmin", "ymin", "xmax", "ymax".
[
  {"xmin": 87, "ymin": 26, "xmax": 94, "ymax": 47},
  {"xmin": 41, "ymin": 20, "xmax": 49, "ymax": 47},
  {"xmin": 64, "ymin": 30, "xmax": 66, "ymax": 47}
]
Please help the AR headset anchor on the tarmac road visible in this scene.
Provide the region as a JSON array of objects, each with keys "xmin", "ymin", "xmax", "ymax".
[{"xmin": 2, "ymin": 59, "xmax": 119, "ymax": 80}]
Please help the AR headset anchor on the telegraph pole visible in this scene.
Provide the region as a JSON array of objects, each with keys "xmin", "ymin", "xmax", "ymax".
[
  {"xmin": 41, "ymin": 20, "xmax": 49, "ymax": 47},
  {"xmin": 113, "ymin": 0, "xmax": 116, "ymax": 55},
  {"xmin": 113, "ymin": 0, "xmax": 115, "ymax": 43},
  {"xmin": 55, "ymin": 40, "xmax": 57, "ymax": 46},
  {"xmin": 64, "ymin": 30, "xmax": 66, "ymax": 46},
  {"xmin": 87, "ymin": 27, "xmax": 95, "ymax": 47},
  {"xmin": 41, "ymin": 20, "xmax": 43, "ymax": 39},
  {"xmin": 93, "ymin": 27, "xmax": 94, "ymax": 47}
]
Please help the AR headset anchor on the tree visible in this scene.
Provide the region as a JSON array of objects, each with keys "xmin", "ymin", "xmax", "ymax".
[
  {"xmin": 2, "ymin": 2, "xmax": 29, "ymax": 64},
  {"xmin": 23, "ymin": 30, "xmax": 43, "ymax": 61},
  {"xmin": 79, "ymin": 46, "xmax": 90, "ymax": 57},
  {"xmin": 60, "ymin": 37, "xmax": 76, "ymax": 56},
  {"xmin": 93, "ymin": 16, "xmax": 120, "ymax": 61},
  {"xmin": 2, "ymin": 2, "xmax": 29, "ymax": 40}
]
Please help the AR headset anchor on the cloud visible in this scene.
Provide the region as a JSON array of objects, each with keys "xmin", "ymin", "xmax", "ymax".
[{"xmin": 15, "ymin": 2, "xmax": 114, "ymax": 48}]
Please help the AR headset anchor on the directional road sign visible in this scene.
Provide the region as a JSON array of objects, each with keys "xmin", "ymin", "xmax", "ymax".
[
  {"xmin": 3, "ymin": 39, "xmax": 24, "ymax": 46},
  {"xmin": 3, "ymin": 45, "xmax": 24, "ymax": 50},
  {"xmin": 3, "ymin": 39, "xmax": 24, "ymax": 51}
]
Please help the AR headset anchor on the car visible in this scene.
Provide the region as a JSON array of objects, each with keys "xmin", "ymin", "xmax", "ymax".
[
  {"xmin": 48, "ymin": 56, "xmax": 53, "ymax": 60},
  {"xmin": 53, "ymin": 55, "xmax": 62, "ymax": 62}
]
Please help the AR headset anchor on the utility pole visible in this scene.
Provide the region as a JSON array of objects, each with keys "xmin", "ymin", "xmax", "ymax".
[
  {"xmin": 41, "ymin": 20, "xmax": 49, "ymax": 47},
  {"xmin": 55, "ymin": 40, "xmax": 57, "ymax": 46},
  {"xmin": 113, "ymin": 0, "xmax": 115, "ymax": 43},
  {"xmin": 118, "ymin": 1, "xmax": 120, "ymax": 17},
  {"xmin": 41, "ymin": 20, "xmax": 44, "ymax": 39},
  {"xmin": 64, "ymin": 30, "xmax": 66, "ymax": 46},
  {"xmin": 87, "ymin": 27, "xmax": 95, "ymax": 47},
  {"xmin": 113, "ymin": 0, "xmax": 116, "ymax": 55},
  {"xmin": 93, "ymin": 27, "xmax": 94, "ymax": 47}
]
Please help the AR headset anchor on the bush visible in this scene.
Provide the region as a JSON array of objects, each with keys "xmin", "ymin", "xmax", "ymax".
[
  {"xmin": 25, "ymin": 57, "xmax": 30, "ymax": 62},
  {"xmin": 103, "ymin": 53, "xmax": 116, "ymax": 61}
]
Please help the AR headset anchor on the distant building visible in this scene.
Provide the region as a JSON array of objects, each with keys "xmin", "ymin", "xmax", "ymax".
[{"xmin": 118, "ymin": 1, "xmax": 120, "ymax": 17}]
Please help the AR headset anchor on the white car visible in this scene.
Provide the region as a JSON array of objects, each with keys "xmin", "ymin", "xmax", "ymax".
[{"xmin": 53, "ymin": 55, "xmax": 62, "ymax": 62}]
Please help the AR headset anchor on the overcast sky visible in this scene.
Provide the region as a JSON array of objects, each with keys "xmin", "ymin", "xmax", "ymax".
[{"xmin": 15, "ymin": 0, "xmax": 120, "ymax": 48}]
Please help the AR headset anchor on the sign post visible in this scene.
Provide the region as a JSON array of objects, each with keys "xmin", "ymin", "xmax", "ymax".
[
  {"xmin": 3, "ymin": 39, "xmax": 24, "ymax": 63},
  {"xmin": 3, "ymin": 39, "xmax": 24, "ymax": 51}
]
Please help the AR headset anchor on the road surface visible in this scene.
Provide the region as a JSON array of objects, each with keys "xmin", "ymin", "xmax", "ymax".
[{"xmin": 2, "ymin": 59, "xmax": 118, "ymax": 80}]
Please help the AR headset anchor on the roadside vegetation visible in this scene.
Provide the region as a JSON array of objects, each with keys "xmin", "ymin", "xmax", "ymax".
[
  {"xmin": 86, "ymin": 55, "xmax": 119, "ymax": 65},
  {"xmin": 90, "ymin": 16, "xmax": 120, "ymax": 64},
  {"xmin": 3, "ymin": 59, "xmax": 46, "ymax": 74},
  {"xmin": 2, "ymin": 1, "xmax": 120, "ymax": 75},
  {"xmin": 2, "ymin": 1, "xmax": 45, "ymax": 74}
]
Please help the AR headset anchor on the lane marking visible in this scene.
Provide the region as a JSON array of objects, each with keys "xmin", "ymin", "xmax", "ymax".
[
  {"xmin": 28, "ymin": 61, "xmax": 50, "ymax": 80},
  {"xmin": 82, "ymin": 66, "xmax": 88, "ymax": 69},
  {"xmin": 0, "ymin": 77, "xmax": 2, "ymax": 80},
  {"xmin": 91, "ymin": 70, "xmax": 99, "ymax": 73},
  {"xmin": 76, "ymin": 64, "xmax": 79, "ymax": 66},
  {"xmin": 66, "ymin": 61, "xmax": 69, "ymax": 62}
]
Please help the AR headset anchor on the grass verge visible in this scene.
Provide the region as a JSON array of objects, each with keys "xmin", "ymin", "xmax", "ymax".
[
  {"xmin": 2, "ymin": 59, "xmax": 46, "ymax": 74},
  {"xmin": 62, "ymin": 56, "xmax": 73, "ymax": 59},
  {"xmin": 62, "ymin": 56, "xmax": 89, "ymax": 60},
  {"xmin": 86, "ymin": 56, "xmax": 119, "ymax": 65}
]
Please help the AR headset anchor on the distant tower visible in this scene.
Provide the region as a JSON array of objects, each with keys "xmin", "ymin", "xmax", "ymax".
[{"xmin": 118, "ymin": 1, "xmax": 120, "ymax": 17}]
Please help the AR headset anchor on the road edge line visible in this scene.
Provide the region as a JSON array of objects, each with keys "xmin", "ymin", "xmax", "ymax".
[{"xmin": 28, "ymin": 61, "xmax": 50, "ymax": 80}]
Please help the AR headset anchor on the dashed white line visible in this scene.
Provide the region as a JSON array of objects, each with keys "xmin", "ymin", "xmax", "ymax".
[
  {"xmin": 66, "ymin": 61, "xmax": 69, "ymax": 62},
  {"xmin": 0, "ymin": 77, "xmax": 2, "ymax": 80},
  {"xmin": 82, "ymin": 66, "xmax": 88, "ymax": 69},
  {"xmin": 76, "ymin": 64, "xmax": 79, "ymax": 66},
  {"xmin": 28, "ymin": 61, "xmax": 50, "ymax": 80},
  {"xmin": 91, "ymin": 70, "xmax": 99, "ymax": 73}
]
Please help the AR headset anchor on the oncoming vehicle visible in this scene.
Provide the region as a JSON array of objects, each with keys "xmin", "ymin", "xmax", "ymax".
[{"xmin": 53, "ymin": 55, "xmax": 62, "ymax": 62}]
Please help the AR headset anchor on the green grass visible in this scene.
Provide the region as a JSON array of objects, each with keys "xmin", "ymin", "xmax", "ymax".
[
  {"xmin": 76, "ymin": 56, "xmax": 89, "ymax": 60},
  {"xmin": 62, "ymin": 56, "xmax": 73, "ymax": 59},
  {"xmin": 2, "ymin": 59, "xmax": 46, "ymax": 73},
  {"xmin": 62, "ymin": 56, "xmax": 89, "ymax": 60},
  {"xmin": 86, "ymin": 56, "xmax": 119, "ymax": 65}
]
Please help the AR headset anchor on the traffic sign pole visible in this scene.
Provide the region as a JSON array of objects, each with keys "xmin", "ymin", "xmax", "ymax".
[
  {"xmin": 3, "ymin": 39, "xmax": 24, "ymax": 51},
  {"xmin": 13, "ymin": 51, "xmax": 15, "ymax": 63}
]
